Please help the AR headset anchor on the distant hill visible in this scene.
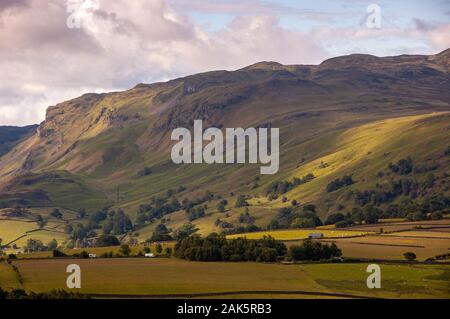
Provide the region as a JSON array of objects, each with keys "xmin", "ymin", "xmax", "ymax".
[
  {"xmin": 0, "ymin": 49, "xmax": 448, "ymax": 239},
  {"xmin": 0, "ymin": 125, "xmax": 38, "ymax": 157}
]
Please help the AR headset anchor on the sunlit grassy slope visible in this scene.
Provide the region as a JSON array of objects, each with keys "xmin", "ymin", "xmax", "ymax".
[
  {"xmin": 1, "ymin": 111, "xmax": 448, "ymax": 242},
  {"xmin": 136, "ymin": 112, "xmax": 450, "ymax": 236},
  {"xmin": 264, "ymin": 112, "xmax": 450, "ymax": 209}
]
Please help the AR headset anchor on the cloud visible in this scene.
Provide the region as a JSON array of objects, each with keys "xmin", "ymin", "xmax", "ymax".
[
  {"xmin": 170, "ymin": 0, "xmax": 332, "ymax": 18},
  {"xmin": 0, "ymin": 0, "xmax": 29, "ymax": 12},
  {"xmin": 0, "ymin": 0, "xmax": 326, "ymax": 126},
  {"xmin": 0, "ymin": 0, "xmax": 448, "ymax": 126},
  {"xmin": 428, "ymin": 23, "xmax": 450, "ymax": 50}
]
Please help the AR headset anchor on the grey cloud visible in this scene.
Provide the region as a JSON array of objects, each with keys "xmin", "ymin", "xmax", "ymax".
[
  {"xmin": 413, "ymin": 18, "xmax": 435, "ymax": 32},
  {"xmin": 0, "ymin": 0, "xmax": 29, "ymax": 12}
]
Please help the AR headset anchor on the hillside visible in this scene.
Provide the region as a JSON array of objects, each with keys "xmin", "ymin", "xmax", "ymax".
[
  {"xmin": 0, "ymin": 49, "xmax": 449, "ymax": 247},
  {"xmin": 0, "ymin": 125, "xmax": 37, "ymax": 157}
]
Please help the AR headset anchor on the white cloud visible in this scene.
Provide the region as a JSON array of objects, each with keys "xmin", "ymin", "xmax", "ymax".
[{"xmin": 0, "ymin": 0, "xmax": 326, "ymax": 126}]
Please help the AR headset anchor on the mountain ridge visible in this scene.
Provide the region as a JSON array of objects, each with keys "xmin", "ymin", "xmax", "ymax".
[{"xmin": 0, "ymin": 50, "xmax": 449, "ymax": 238}]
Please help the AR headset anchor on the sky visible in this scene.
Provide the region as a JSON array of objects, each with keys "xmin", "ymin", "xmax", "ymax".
[{"xmin": 0, "ymin": 0, "xmax": 449, "ymax": 126}]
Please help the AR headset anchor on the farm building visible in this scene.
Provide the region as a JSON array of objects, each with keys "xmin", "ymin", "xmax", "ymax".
[
  {"xmin": 307, "ymin": 233, "xmax": 324, "ymax": 239},
  {"xmin": 145, "ymin": 253, "xmax": 155, "ymax": 258}
]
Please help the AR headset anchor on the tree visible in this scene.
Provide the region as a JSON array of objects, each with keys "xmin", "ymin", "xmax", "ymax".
[
  {"xmin": 0, "ymin": 287, "xmax": 8, "ymax": 299},
  {"xmin": 102, "ymin": 210, "xmax": 133, "ymax": 235},
  {"xmin": 143, "ymin": 246, "xmax": 151, "ymax": 254},
  {"xmin": 52, "ymin": 250, "xmax": 67, "ymax": 257},
  {"xmin": 267, "ymin": 219, "xmax": 280, "ymax": 230},
  {"xmin": 77, "ymin": 208, "xmax": 87, "ymax": 219},
  {"xmin": 289, "ymin": 241, "xmax": 342, "ymax": 261},
  {"xmin": 155, "ymin": 243, "xmax": 163, "ymax": 254},
  {"xmin": 291, "ymin": 217, "xmax": 315, "ymax": 228},
  {"xmin": 24, "ymin": 239, "xmax": 46, "ymax": 253},
  {"xmin": 164, "ymin": 247, "xmax": 173, "ymax": 256},
  {"xmin": 119, "ymin": 244, "xmax": 131, "ymax": 256},
  {"xmin": 324, "ymin": 213, "xmax": 345, "ymax": 225},
  {"xmin": 258, "ymin": 247, "xmax": 278, "ymax": 262},
  {"xmin": 186, "ymin": 206, "xmax": 206, "ymax": 221},
  {"xmin": 403, "ymin": 252, "xmax": 417, "ymax": 261},
  {"xmin": 96, "ymin": 234, "xmax": 120, "ymax": 247},
  {"xmin": 64, "ymin": 224, "xmax": 73, "ymax": 234},
  {"xmin": 47, "ymin": 239, "xmax": 58, "ymax": 251},
  {"xmin": 35, "ymin": 214, "xmax": 47, "ymax": 229},
  {"xmin": 326, "ymin": 175, "xmax": 354, "ymax": 192},
  {"xmin": 50, "ymin": 208, "xmax": 63, "ymax": 219},
  {"xmin": 363, "ymin": 205, "xmax": 381, "ymax": 224},
  {"xmin": 217, "ymin": 199, "xmax": 228, "ymax": 212},
  {"xmin": 150, "ymin": 223, "xmax": 173, "ymax": 242},
  {"xmin": 431, "ymin": 212, "xmax": 443, "ymax": 220},
  {"xmin": 70, "ymin": 223, "xmax": 88, "ymax": 240},
  {"xmin": 408, "ymin": 211, "xmax": 426, "ymax": 221},
  {"xmin": 238, "ymin": 208, "xmax": 255, "ymax": 224},
  {"xmin": 235, "ymin": 195, "xmax": 249, "ymax": 207},
  {"xmin": 173, "ymin": 223, "xmax": 198, "ymax": 240}
]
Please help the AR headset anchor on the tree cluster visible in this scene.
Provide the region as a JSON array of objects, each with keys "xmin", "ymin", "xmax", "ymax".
[{"xmin": 175, "ymin": 234, "xmax": 287, "ymax": 262}]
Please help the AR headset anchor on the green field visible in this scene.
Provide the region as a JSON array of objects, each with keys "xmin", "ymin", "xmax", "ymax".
[
  {"xmin": 3, "ymin": 258, "xmax": 449, "ymax": 299},
  {"xmin": 13, "ymin": 242, "xmax": 175, "ymax": 259},
  {"xmin": 0, "ymin": 220, "xmax": 38, "ymax": 244},
  {"xmin": 0, "ymin": 262, "xmax": 20, "ymax": 291}
]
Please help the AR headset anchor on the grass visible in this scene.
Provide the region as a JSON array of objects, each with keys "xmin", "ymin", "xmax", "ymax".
[
  {"xmin": 2, "ymin": 112, "xmax": 449, "ymax": 237},
  {"xmin": 0, "ymin": 218, "xmax": 68, "ymax": 253},
  {"xmin": 313, "ymin": 236, "xmax": 450, "ymax": 261},
  {"xmin": 5, "ymin": 258, "xmax": 449, "ymax": 298},
  {"xmin": 346, "ymin": 219, "xmax": 450, "ymax": 232},
  {"xmin": 384, "ymin": 231, "xmax": 450, "ymax": 239},
  {"xmin": 12, "ymin": 229, "xmax": 67, "ymax": 248},
  {"xmin": 301, "ymin": 263, "xmax": 450, "ymax": 298},
  {"xmin": 13, "ymin": 242, "xmax": 175, "ymax": 259},
  {"xmin": 264, "ymin": 112, "xmax": 450, "ymax": 210},
  {"xmin": 227, "ymin": 229, "xmax": 370, "ymax": 241},
  {"xmin": 0, "ymin": 262, "xmax": 21, "ymax": 290},
  {"xmin": 0, "ymin": 220, "xmax": 37, "ymax": 244}
]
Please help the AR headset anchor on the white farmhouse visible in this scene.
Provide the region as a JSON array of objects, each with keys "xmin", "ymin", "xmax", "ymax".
[{"xmin": 307, "ymin": 233, "xmax": 324, "ymax": 239}]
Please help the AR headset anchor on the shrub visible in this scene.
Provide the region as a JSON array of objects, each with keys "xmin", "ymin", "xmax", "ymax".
[
  {"xmin": 175, "ymin": 234, "xmax": 286, "ymax": 262},
  {"xmin": 324, "ymin": 213, "xmax": 345, "ymax": 225},
  {"xmin": 403, "ymin": 252, "xmax": 417, "ymax": 261},
  {"xmin": 52, "ymin": 250, "xmax": 67, "ymax": 258},
  {"xmin": 326, "ymin": 176, "xmax": 354, "ymax": 192},
  {"xmin": 235, "ymin": 195, "xmax": 249, "ymax": 207},
  {"xmin": 96, "ymin": 234, "xmax": 120, "ymax": 247},
  {"xmin": 119, "ymin": 244, "xmax": 131, "ymax": 256},
  {"xmin": 289, "ymin": 241, "xmax": 342, "ymax": 261}
]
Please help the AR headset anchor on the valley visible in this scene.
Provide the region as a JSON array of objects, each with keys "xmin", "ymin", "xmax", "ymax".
[{"xmin": 0, "ymin": 50, "xmax": 449, "ymax": 299}]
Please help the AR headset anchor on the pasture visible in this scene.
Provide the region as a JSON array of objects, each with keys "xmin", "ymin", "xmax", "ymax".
[
  {"xmin": 3, "ymin": 258, "xmax": 449, "ymax": 299},
  {"xmin": 0, "ymin": 220, "xmax": 38, "ymax": 244},
  {"xmin": 227, "ymin": 229, "xmax": 370, "ymax": 241},
  {"xmin": 12, "ymin": 242, "xmax": 175, "ymax": 259},
  {"xmin": 383, "ymin": 231, "xmax": 450, "ymax": 239},
  {"xmin": 344, "ymin": 219, "xmax": 450, "ymax": 233},
  {"xmin": 312, "ymin": 236, "xmax": 450, "ymax": 261}
]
